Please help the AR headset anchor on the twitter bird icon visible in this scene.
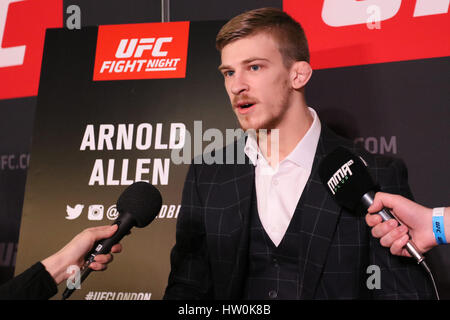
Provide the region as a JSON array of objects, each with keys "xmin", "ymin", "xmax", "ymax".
[{"xmin": 66, "ymin": 204, "xmax": 84, "ymax": 220}]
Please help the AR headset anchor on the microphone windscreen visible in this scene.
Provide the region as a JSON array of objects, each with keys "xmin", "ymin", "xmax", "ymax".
[
  {"xmin": 116, "ymin": 181, "xmax": 163, "ymax": 227},
  {"xmin": 318, "ymin": 147, "xmax": 376, "ymax": 210}
]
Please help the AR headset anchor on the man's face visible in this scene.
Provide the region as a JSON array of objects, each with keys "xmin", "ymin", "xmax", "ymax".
[{"xmin": 219, "ymin": 32, "xmax": 294, "ymax": 131}]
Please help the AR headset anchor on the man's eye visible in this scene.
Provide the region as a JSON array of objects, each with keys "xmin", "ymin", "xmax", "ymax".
[
  {"xmin": 224, "ymin": 70, "xmax": 234, "ymax": 77},
  {"xmin": 250, "ymin": 65, "xmax": 260, "ymax": 71}
]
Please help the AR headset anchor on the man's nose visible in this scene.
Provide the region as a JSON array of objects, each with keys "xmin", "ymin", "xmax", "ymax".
[{"xmin": 230, "ymin": 73, "xmax": 249, "ymax": 95}]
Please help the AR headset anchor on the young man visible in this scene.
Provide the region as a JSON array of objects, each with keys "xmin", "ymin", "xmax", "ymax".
[{"xmin": 164, "ymin": 8, "xmax": 434, "ymax": 299}]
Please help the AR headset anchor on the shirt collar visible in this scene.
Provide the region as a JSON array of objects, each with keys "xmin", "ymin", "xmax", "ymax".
[
  {"xmin": 244, "ymin": 107, "xmax": 321, "ymax": 171},
  {"xmin": 244, "ymin": 129, "xmax": 259, "ymax": 166}
]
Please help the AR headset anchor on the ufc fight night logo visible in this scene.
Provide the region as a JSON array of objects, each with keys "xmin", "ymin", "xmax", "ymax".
[
  {"xmin": 93, "ymin": 22, "xmax": 189, "ymax": 81},
  {"xmin": 284, "ymin": 0, "xmax": 450, "ymax": 69}
]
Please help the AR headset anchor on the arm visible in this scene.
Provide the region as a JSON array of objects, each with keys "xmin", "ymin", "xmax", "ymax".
[
  {"xmin": 163, "ymin": 163, "xmax": 214, "ymax": 299},
  {"xmin": 0, "ymin": 225, "xmax": 122, "ymax": 300}
]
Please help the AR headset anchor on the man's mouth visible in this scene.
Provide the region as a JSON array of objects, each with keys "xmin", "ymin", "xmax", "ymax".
[{"xmin": 235, "ymin": 101, "xmax": 256, "ymax": 114}]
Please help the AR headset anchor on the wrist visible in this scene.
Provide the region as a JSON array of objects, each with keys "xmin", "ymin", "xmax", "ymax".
[
  {"xmin": 41, "ymin": 252, "xmax": 70, "ymax": 285},
  {"xmin": 423, "ymin": 208, "xmax": 438, "ymax": 251}
]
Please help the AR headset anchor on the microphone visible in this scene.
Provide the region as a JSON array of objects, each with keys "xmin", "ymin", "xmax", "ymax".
[
  {"xmin": 317, "ymin": 147, "xmax": 424, "ymax": 264},
  {"xmin": 62, "ymin": 181, "xmax": 162, "ymax": 300}
]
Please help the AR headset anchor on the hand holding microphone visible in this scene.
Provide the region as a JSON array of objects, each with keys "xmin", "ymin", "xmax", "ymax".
[
  {"xmin": 41, "ymin": 225, "xmax": 123, "ymax": 285},
  {"xmin": 366, "ymin": 192, "xmax": 449, "ymax": 257},
  {"xmin": 0, "ymin": 181, "xmax": 161, "ymax": 300},
  {"xmin": 62, "ymin": 181, "xmax": 162, "ymax": 300},
  {"xmin": 0, "ymin": 225, "xmax": 122, "ymax": 300},
  {"xmin": 318, "ymin": 146, "xmax": 441, "ymax": 299}
]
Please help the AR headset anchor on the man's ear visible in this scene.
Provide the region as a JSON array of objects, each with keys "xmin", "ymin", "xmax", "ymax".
[{"xmin": 290, "ymin": 61, "xmax": 312, "ymax": 90}]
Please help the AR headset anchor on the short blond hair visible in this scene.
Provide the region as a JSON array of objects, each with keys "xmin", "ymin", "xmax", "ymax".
[{"xmin": 216, "ymin": 7, "xmax": 310, "ymax": 66}]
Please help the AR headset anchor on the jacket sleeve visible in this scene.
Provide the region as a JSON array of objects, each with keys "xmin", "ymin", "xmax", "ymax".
[
  {"xmin": 163, "ymin": 163, "xmax": 214, "ymax": 299},
  {"xmin": 0, "ymin": 262, "xmax": 58, "ymax": 300},
  {"xmin": 368, "ymin": 157, "xmax": 436, "ymax": 300}
]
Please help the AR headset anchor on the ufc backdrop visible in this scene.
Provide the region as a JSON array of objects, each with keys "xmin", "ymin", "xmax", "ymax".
[
  {"xmin": 14, "ymin": 20, "xmax": 240, "ymax": 300},
  {"xmin": 0, "ymin": 0, "xmax": 449, "ymax": 299}
]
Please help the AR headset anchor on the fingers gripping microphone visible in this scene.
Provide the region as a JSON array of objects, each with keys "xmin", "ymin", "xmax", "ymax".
[
  {"xmin": 62, "ymin": 182, "xmax": 162, "ymax": 300},
  {"xmin": 317, "ymin": 147, "xmax": 424, "ymax": 264}
]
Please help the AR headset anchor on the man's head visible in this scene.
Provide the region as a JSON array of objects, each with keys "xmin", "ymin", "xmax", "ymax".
[{"xmin": 216, "ymin": 8, "xmax": 312, "ymax": 132}]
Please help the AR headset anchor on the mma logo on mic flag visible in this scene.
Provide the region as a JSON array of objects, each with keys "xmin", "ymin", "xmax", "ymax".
[
  {"xmin": 326, "ymin": 158, "xmax": 355, "ymax": 195},
  {"xmin": 93, "ymin": 21, "xmax": 190, "ymax": 81},
  {"xmin": 318, "ymin": 147, "xmax": 376, "ymax": 211}
]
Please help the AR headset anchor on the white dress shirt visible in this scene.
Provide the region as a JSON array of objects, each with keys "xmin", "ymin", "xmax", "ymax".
[{"xmin": 244, "ymin": 107, "xmax": 322, "ymax": 247}]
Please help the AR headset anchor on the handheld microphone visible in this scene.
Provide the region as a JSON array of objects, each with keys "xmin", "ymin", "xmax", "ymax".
[
  {"xmin": 317, "ymin": 147, "xmax": 424, "ymax": 264},
  {"xmin": 62, "ymin": 181, "xmax": 162, "ymax": 300}
]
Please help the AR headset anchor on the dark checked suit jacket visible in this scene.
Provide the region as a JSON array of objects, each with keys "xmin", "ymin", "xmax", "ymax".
[{"xmin": 164, "ymin": 125, "xmax": 435, "ymax": 300}]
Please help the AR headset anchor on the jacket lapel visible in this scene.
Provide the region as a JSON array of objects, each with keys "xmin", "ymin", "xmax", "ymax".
[
  {"xmin": 205, "ymin": 139, "xmax": 254, "ymax": 298},
  {"xmin": 298, "ymin": 125, "xmax": 345, "ymax": 299},
  {"xmin": 226, "ymin": 160, "xmax": 254, "ymax": 298}
]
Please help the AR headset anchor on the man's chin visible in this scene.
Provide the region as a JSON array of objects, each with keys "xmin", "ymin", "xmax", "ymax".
[
  {"xmin": 237, "ymin": 120, "xmax": 271, "ymax": 132},
  {"xmin": 238, "ymin": 123, "xmax": 258, "ymax": 132}
]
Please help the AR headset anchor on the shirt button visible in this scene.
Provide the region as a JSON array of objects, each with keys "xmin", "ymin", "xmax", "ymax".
[
  {"xmin": 273, "ymin": 179, "xmax": 279, "ymax": 186},
  {"xmin": 272, "ymin": 258, "xmax": 279, "ymax": 268},
  {"xmin": 268, "ymin": 290, "xmax": 278, "ymax": 299}
]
